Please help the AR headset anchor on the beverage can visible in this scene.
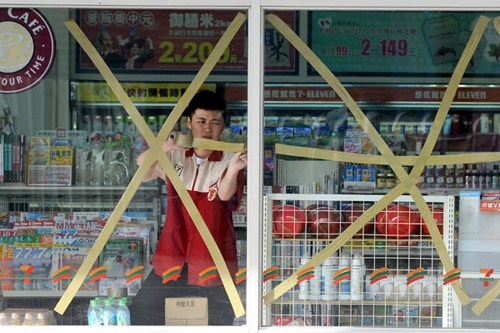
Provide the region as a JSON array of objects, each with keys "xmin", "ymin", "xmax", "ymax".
[{"xmin": 114, "ymin": 115, "xmax": 125, "ymax": 133}]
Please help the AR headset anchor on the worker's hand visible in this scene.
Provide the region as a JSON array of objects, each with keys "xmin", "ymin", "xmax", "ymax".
[
  {"xmin": 228, "ymin": 152, "xmax": 247, "ymax": 173},
  {"xmin": 162, "ymin": 132, "xmax": 186, "ymax": 153}
]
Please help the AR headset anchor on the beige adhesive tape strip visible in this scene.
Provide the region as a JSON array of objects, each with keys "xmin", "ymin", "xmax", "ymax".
[
  {"xmin": 57, "ymin": 14, "xmax": 247, "ymax": 318},
  {"xmin": 265, "ymin": 14, "xmax": 489, "ymax": 306},
  {"xmin": 193, "ymin": 138, "xmax": 245, "ymax": 153},
  {"xmin": 495, "ymin": 16, "xmax": 500, "ymax": 34},
  {"xmin": 405, "ymin": 17, "xmax": 489, "ymax": 306},
  {"xmin": 176, "ymin": 134, "xmax": 246, "ymax": 153},
  {"xmin": 55, "ymin": 149, "xmax": 160, "ymax": 314},
  {"xmin": 472, "ymin": 279, "xmax": 500, "ymax": 315},
  {"xmin": 266, "ymin": 15, "xmax": 401, "ymax": 175},
  {"xmin": 276, "ymin": 144, "xmax": 500, "ymax": 166},
  {"xmin": 175, "ymin": 133, "xmax": 194, "ymax": 147},
  {"xmin": 264, "ymin": 180, "xmax": 416, "ymax": 304},
  {"xmin": 408, "ymin": 16, "xmax": 489, "ymax": 183},
  {"xmin": 409, "ymin": 188, "xmax": 469, "ymax": 303}
]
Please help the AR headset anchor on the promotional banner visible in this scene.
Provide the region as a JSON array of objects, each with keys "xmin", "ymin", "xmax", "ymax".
[
  {"xmin": 309, "ymin": 11, "xmax": 500, "ymax": 77},
  {"xmin": 77, "ymin": 9, "xmax": 296, "ymax": 73}
]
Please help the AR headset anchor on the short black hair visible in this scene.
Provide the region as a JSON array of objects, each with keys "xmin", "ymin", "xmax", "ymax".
[{"xmin": 186, "ymin": 90, "xmax": 226, "ymax": 120}]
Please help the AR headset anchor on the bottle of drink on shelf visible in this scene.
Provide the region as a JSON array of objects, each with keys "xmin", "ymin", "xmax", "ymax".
[
  {"xmin": 9, "ymin": 313, "xmax": 22, "ymax": 325},
  {"xmin": 350, "ymin": 254, "xmax": 363, "ymax": 301},
  {"xmin": 321, "ymin": 256, "xmax": 338, "ymax": 301},
  {"xmin": 337, "ymin": 253, "xmax": 351, "ymax": 301},
  {"xmin": 88, "ymin": 299, "xmax": 101, "ymax": 326},
  {"xmin": 0, "ymin": 312, "xmax": 10, "ymax": 325},
  {"xmin": 22, "ymin": 312, "xmax": 36, "ymax": 325},
  {"xmin": 35, "ymin": 312, "xmax": 48, "ymax": 325},
  {"xmin": 102, "ymin": 298, "xmax": 117, "ymax": 326},
  {"xmin": 116, "ymin": 297, "xmax": 131, "ymax": 326}
]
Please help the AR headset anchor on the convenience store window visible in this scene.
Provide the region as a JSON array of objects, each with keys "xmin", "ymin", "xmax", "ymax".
[
  {"xmin": 260, "ymin": 9, "xmax": 500, "ymax": 330},
  {"xmin": 1, "ymin": 3, "xmax": 500, "ymax": 332},
  {"xmin": 0, "ymin": 7, "xmax": 250, "ymax": 328}
]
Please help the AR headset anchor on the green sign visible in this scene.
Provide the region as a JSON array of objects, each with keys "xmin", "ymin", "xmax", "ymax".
[{"xmin": 309, "ymin": 11, "xmax": 500, "ymax": 77}]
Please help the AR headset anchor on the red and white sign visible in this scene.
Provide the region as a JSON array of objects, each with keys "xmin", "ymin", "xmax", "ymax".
[
  {"xmin": 225, "ymin": 84, "xmax": 500, "ymax": 104},
  {"xmin": 480, "ymin": 199, "xmax": 500, "ymax": 212},
  {"xmin": 0, "ymin": 8, "xmax": 56, "ymax": 93}
]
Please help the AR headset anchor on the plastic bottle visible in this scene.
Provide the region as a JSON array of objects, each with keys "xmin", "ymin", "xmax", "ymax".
[
  {"xmin": 0, "ymin": 312, "xmax": 10, "ymax": 325},
  {"xmin": 321, "ymin": 256, "xmax": 338, "ymax": 301},
  {"xmin": 9, "ymin": 312, "xmax": 22, "ymax": 325},
  {"xmin": 337, "ymin": 253, "xmax": 351, "ymax": 300},
  {"xmin": 88, "ymin": 299, "xmax": 101, "ymax": 326},
  {"xmin": 22, "ymin": 312, "xmax": 36, "ymax": 325},
  {"xmin": 309, "ymin": 264, "xmax": 322, "ymax": 300},
  {"xmin": 350, "ymin": 254, "xmax": 363, "ymax": 301},
  {"xmin": 102, "ymin": 298, "xmax": 117, "ymax": 326},
  {"xmin": 35, "ymin": 312, "xmax": 48, "ymax": 325},
  {"xmin": 298, "ymin": 258, "xmax": 310, "ymax": 300},
  {"xmin": 116, "ymin": 297, "xmax": 131, "ymax": 326},
  {"xmin": 492, "ymin": 165, "xmax": 500, "ymax": 189}
]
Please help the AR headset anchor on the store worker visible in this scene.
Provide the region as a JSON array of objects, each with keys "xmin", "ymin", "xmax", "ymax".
[{"xmin": 131, "ymin": 90, "xmax": 247, "ymax": 325}]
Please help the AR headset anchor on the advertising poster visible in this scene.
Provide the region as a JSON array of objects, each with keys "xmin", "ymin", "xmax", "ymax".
[
  {"xmin": 77, "ymin": 9, "xmax": 297, "ymax": 73},
  {"xmin": 309, "ymin": 11, "xmax": 500, "ymax": 77}
]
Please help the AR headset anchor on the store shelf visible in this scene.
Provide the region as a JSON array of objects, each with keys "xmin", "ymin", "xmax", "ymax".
[
  {"xmin": 272, "ymin": 299, "xmax": 442, "ymax": 307},
  {"xmin": 2, "ymin": 290, "xmax": 97, "ymax": 298},
  {"xmin": 0, "ymin": 184, "xmax": 159, "ymax": 194},
  {"xmin": 262, "ymin": 193, "xmax": 455, "ymax": 328}
]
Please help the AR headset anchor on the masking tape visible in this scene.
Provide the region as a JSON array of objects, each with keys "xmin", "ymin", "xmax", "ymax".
[
  {"xmin": 276, "ymin": 144, "xmax": 500, "ymax": 166},
  {"xmin": 176, "ymin": 134, "xmax": 246, "ymax": 153},
  {"xmin": 58, "ymin": 13, "xmax": 247, "ymax": 318},
  {"xmin": 495, "ymin": 16, "xmax": 500, "ymax": 34},
  {"xmin": 472, "ymin": 279, "xmax": 500, "ymax": 315},
  {"xmin": 264, "ymin": 180, "xmax": 416, "ymax": 304},
  {"xmin": 174, "ymin": 133, "xmax": 194, "ymax": 147},
  {"xmin": 54, "ymin": 148, "xmax": 160, "ymax": 314},
  {"xmin": 265, "ymin": 14, "xmax": 491, "ymax": 306}
]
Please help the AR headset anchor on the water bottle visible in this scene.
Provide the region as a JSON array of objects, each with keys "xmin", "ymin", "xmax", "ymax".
[
  {"xmin": 87, "ymin": 299, "xmax": 101, "ymax": 326},
  {"xmin": 321, "ymin": 256, "xmax": 338, "ymax": 301},
  {"xmin": 22, "ymin": 312, "xmax": 36, "ymax": 326},
  {"xmin": 337, "ymin": 253, "xmax": 351, "ymax": 300},
  {"xmin": 0, "ymin": 312, "xmax": 10, "ymax": 325},
  {"xmin": 116, "ymin": 297, "xmax": 131, "ymax": 326},
  {"xmin": 102, "ymin": 298, "xmax": 117, "ymax": 326},
  {"xmin": 9, "ymin": 313, "xmax": 22, "ymax": 325},
  {"xmin": 350, "ymin": 254, "xmax": 363, "ymax": 301}
]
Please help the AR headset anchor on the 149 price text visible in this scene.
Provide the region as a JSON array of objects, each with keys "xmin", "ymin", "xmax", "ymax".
[{"xmin": 361, "ymin": 39, "xmax": 409, "ymax": 56}]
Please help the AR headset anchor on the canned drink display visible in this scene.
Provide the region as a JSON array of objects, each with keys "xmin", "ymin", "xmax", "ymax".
[
  {"xmin": 103, "ymin": 115, "xmax": 114, "ymax": 132},
  {"xmin": 125, "ymin": 116, "xmax": 136, "ymax": 135},
  {"xmin": 147, "ymin": 115, "xmax": 158, "ymax": 134},
  {"xmin": 92, "ymin": 114, "xmax": 103, "ymax": 132},
  {"xmin": 114, "ymin": 115, "xmax": 125, "ymax": 133},
  {"xmin": 82, "ymin": 114, "xmax": 92, "ymax": 133}
]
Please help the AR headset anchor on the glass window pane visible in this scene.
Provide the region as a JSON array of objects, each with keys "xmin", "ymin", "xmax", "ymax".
[
  {"xmin": 0, "ymin": 7, "xmax": 248, "ymax": 327},
  {"xmin": 261, "ymin": 9, "xmax": 500, "ymax": 330}
]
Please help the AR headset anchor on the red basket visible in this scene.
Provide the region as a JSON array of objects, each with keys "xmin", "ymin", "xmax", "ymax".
[
  {"xmin": 306, "ymin": 204, "xmax": 341, "ymax": 238},
  {"xmin": 421, "ymin": 207, "xmax": 444, "ymax": 235},
  {"xmin": 376, "ymin": 204, "xmax": 420, "ymax": 238},
  {"xmin": 341, "ymin": 203, "xmax": 375, "ymax": 237},
  {"xmin": 272, "ymin": 205, "xmax": 306, "ymax": 238}
]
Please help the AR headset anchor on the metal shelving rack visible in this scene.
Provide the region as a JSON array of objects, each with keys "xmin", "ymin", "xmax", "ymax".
[
  {"xmin": 0, "ymin": 185, "xmax": 161, "ymax": 324},
  {"xmin": 262, "ymin": 193, "xmax": 455, "ymax": 328}
]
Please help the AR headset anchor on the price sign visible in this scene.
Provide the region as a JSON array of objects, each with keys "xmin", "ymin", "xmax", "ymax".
[
  {"xmin": 77, "ymin": 9, "xmax": 296, "ymax": 73},
  {"xmin": 158, "ymin": 40, "xmax": 238, "ymax": 66},
  {"xmin": 310, "ymin": 11, "xmax": 500, "ymax": 77}
]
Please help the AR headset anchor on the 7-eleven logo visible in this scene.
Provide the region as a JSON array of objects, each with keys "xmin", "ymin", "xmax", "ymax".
[{"xmin": 480, "ymin": 268, "xmax": 494, "ymax": 287}]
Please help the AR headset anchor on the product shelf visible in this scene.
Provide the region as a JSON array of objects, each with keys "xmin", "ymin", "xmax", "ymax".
[{"xmin": 262, "ymin": 193, "xmax": 455, "ymax": 328}]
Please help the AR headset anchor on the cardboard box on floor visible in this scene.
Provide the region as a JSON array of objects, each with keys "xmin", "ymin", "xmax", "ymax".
[{"xmin": 165, "ymin": 297, "xmax": 208, "ymax": 326}]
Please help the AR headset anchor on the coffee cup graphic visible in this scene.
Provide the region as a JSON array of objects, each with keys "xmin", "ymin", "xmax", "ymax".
[{"xmin": 0, "ymin": 22, "xmax": 34, "ymax": 73}]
